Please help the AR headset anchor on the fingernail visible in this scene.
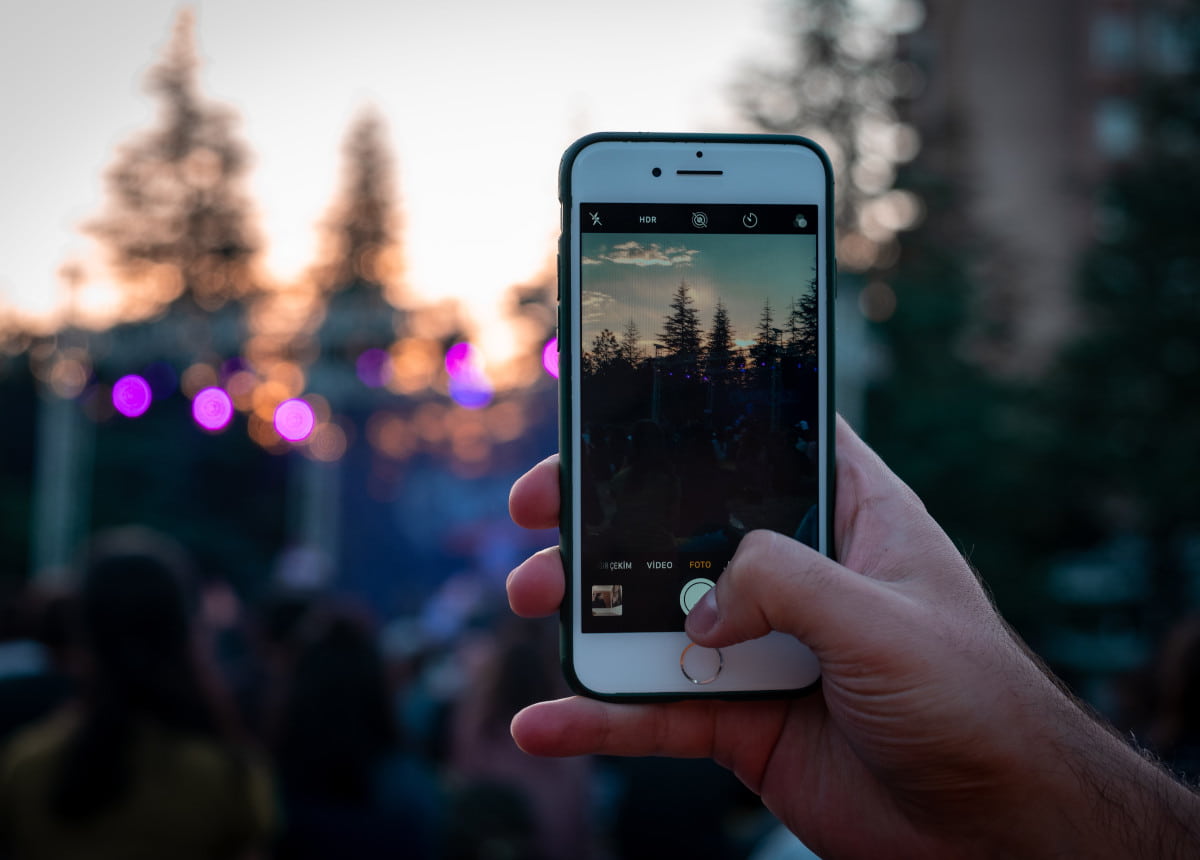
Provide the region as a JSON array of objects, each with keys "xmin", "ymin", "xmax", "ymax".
[{"xmin": 686, "ymin": 588, "xmax": 718, "ymax": 639}]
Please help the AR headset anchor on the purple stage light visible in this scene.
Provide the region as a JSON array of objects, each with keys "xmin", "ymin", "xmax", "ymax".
[
  {"xmin": 444, "ymin": 342, "xmax": 493, "ymax": 409},
  {"xmin": 356, "ymin": 348, "xmax": 390, "ymax": 388},
  {"xmin": 220, "ymin": 356, "xmax": 247, "ymax": 383},
  {"xmin": 112, "ymin": 374, "xmax": 153, "ymax": 418},
  {"xmin": 274, "ymin": 398, "xmax": 316, "ymax": 442},
  {"xmin": 449, "ymin": 375, "xmax": 493, "ymax": 410},
  {"xmin": 445, "ymin": 342, "xmax": 474, "ymax": 378},
  {"xmin": 192, "ymin": 387, "xmax": 234, "ymax": 432},
  {"xmin": 542, "ymin": 338, "xmax": 559, "ymax": 378}
]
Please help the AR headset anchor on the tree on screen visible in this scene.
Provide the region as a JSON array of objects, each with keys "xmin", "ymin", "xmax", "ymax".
[
  {"xmin": 584, "ymin": 328, "xmax": 619, "ymax": 374},
  {"xmin": 705, "ymin": 300, "xmax": 738, "ymax": 376},
  {"xmin": 786, "ymin": 282, "xmax": 819, "ymax": 361},
  {"xmin": 617, "ymin": 318, "xmax": 644, "ymax": 368},
  {"xmin": 750, "ymin": 300, "xmax": 778, "ymax": 373},
  {"xmin": 659, "ymin": 280, "xmax": 702, "ymax": 362}
]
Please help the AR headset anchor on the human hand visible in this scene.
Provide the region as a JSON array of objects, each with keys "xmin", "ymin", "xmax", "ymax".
[{"xmin": 507, "ymin": 418, "xmax": 1200, "ymax": 859}]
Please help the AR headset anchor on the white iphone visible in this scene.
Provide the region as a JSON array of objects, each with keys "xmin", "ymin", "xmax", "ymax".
[{"xmin": 557, "ymin": 133, "xmax": 835, "ymax": 699}]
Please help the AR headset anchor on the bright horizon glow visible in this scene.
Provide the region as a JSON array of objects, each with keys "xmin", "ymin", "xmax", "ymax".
[{"xmin": 0, "ymin": 1, "xmax": 781, "ymax": 364}]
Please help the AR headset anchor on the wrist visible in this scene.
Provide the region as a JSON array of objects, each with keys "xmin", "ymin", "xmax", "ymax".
[{"xmin": 997, "ymin": 696, "xmax": 1200, "ymax": 858}]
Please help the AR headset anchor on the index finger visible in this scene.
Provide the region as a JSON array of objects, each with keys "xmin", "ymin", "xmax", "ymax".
[{"xmin": 509, "ymin": 454, "xmax": 560, "ymax": 530}]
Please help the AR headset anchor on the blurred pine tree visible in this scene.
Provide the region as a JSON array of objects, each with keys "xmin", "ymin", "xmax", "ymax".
[{"xmin": 88, "ymin": 10, "xmax": 260, "ymax": 314}]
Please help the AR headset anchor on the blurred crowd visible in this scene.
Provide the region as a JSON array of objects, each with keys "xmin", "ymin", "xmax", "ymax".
[{"xmin": 0, "ymin": 527, "xmax": 778, "ymax": 860}]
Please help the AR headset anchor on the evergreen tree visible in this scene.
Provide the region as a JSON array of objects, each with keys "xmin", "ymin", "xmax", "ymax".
[
  {"xmin": 862, "ymin": 147, "xmax": 1065, "ymax": 635},
  {"xmin": 786, "ymin": 279, "xmax": 819, "ymax": 360},
  {"xmin": 588, "ymin": 328, "xmax": 619, "ymax": 372},
  {"xmin": 659, "ymin": 280, "xmax": 703, "ymax": 360},
  {"xmin": 315, "ymin": 108, "xmax": 403, "ymax": 294},
  {"xmin": 750, "ymin": 300, "xmax": 778, "ymax": 370},
  {"xmin": 705, "ymin": 300, "xmax": 737, "ymax": 375},
  {"xmin": 1041, "ymin": 14, "xmax": 1200, "ymax": 621},
  {"xmin": 310, "ymin": 109, "xmax": 406, "ymax": 364},
  {"xmin": 736, "ymin": 0, "xmax": 921, "ymax": 263},
  {"xmin": 88, "ymin": 11, "xmax": 259, "ymax": 312},
  {"xmin": 617, "ymin": 318, "xmax": 644, "ymax": 367}
]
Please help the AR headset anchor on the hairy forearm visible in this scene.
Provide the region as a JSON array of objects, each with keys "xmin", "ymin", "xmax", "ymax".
[
  {"xmin": 1066, "ymin": 731, "xmax": 1199, "ymax": 858},
  {"xmin": 1010, "ymin": 693, "xmax": 1200, "ymax": 858}
]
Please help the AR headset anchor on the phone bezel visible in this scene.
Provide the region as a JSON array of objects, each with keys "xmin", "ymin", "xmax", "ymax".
[{"xmin": 558, "ymin": 132, "xmax": 835, "ymax": 700}]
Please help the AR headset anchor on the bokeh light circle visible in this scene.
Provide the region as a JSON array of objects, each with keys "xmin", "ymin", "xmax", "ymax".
[
  {"xmin": 449, "ymin": 376, "xmax": 494, "ymax": 410},
  {"xmin": 356, "ymin": 348, "xmax": 391, "ymax": 388},
  {"xmin": 444, "ymin": 342, "xmax": 474, "ymax": 377},
  {"xmin": 274, "ymin": 398, "xmax": 316, "ymax": 442},
  {"xmin": 542, "ymin": 337, "xmax": 559, "ymax": 378},
  {"xmin": 112, "ymin": 374, "xmax": 153, "ymax": 418},
  {"xmin": 192, "ymin": 387, "xmax": 234, "ymax": 432},
  {"xmin": 444, "ymin": 341, "xmax": 493, "ymax": 409}
]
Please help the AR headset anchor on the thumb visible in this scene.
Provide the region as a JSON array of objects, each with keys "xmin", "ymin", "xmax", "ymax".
[{"xmin": 685, "ymin": 529, "xmax": 900, "ymax": 659}]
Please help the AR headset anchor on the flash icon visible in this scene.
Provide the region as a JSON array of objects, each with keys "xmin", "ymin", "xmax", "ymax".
[{"xmin": 590, "ymin": 212, "xmax": 602, "ymax": 227}]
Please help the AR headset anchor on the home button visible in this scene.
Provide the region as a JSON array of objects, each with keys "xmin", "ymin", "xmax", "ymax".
[{"xmin": 680, "ymin": 643, "xmax": 723, "ymax": 685}]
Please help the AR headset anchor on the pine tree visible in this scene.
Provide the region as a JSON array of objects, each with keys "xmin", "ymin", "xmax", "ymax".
[
  {"xmin": 588, "ymin": 328, "xmax": 619, "ymax": 371},
  {"xmin": 88, "ymin": 11, "xmax": 259, "ymax": 313},
  {"xmin": 617, "ymin": 318, "xmax": 644, "ymax": 367},
  {"xmin": 659, "ymin": 280, "xmax": 703, "ymax": 360},
  {"xmin": 315, "ymin": 108, "xmax": 403, "ymax": 295},
  {"xmin": 736, "ymin": 0, "xmax": 921, "ymax": 268},
  {"xmin": 310, "ymin": 108, "xmax": 406, "ymax": 364},
  {"xmin": 750, "ymin": 300, "xmax": 778, "ymax": 370},
  {"xmin": 705, "ymin": 300, "xmax": 737, "ymax": 375},
  {"xmin": 1042, "ymin": 23, "xmax": 1200, "ymax": 621},
  {"xmin": 786, "ymin": 279, "xmax": 819, "ymax": 360}
]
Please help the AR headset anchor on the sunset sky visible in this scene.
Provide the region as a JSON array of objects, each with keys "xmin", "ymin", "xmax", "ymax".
[
  {"xmin": 581, "ymin": 232, "xmax": 817, "ymax": 351},
  {"xmin": 0, "ymin": 0, "xmax": 784, "ymax": 363}
]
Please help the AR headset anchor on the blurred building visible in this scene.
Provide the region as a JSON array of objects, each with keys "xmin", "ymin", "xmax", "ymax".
[
  {"xmin": 895, "ymin": 0, "xmax": 1198, "ymax": 715},
  {"xmin": 905, "ymin": 0, "xmax": 1189, "ymax": 374}
]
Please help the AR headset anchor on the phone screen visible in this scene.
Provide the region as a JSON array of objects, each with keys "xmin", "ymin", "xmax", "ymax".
[{"xmin": 578, "ymin": 202, "xmax": 821, "ymax": 633}]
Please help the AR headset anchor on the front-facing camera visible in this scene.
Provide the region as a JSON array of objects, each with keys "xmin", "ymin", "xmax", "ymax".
[{"xmin": 651, "ymin": 167, "xmax": 662, "ymax": 177}]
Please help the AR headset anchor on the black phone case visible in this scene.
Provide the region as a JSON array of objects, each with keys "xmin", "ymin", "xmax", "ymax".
[{"xmin": 557, "ymin": 132, "xmax": 836, "ymax": 701}]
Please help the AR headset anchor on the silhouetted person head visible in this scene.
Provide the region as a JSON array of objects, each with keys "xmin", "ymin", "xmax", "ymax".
[
  {"xmin": 79, "ymin": 528, "xmax": 195, "ymax": 693},
  {"xmin": 275, "ymin": 604, "xmax": 398, "ymax": 805},
  {"xmin": 51, "ymin": 526, "xmax": 234, "ymax": 820}
]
